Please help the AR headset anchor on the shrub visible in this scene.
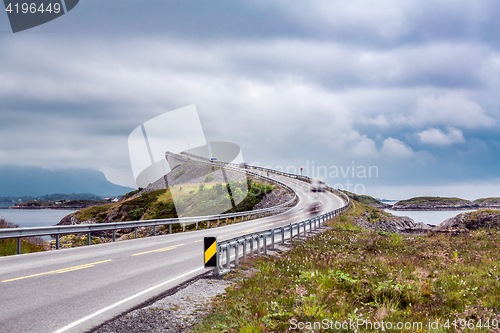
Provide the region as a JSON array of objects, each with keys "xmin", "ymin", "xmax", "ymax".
[
  {"xmin": 204, "ymin": 172, "xmax": 214, "ymax": 183},
  {"xmin": 214, "ymin": 183, "xmax": 225, "ymax": 195},
  {"xmin": 199, "ymin": 183, "xmax": 205, "ymax": 191},
  {"xmin": 173, "ymin": 169, "xmax": 185, "ymax": 179}
]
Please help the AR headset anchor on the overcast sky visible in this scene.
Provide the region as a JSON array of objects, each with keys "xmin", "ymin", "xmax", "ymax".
[{"xmin": 1, "ymin": 0, "xmax": 500, "ymax": 200}]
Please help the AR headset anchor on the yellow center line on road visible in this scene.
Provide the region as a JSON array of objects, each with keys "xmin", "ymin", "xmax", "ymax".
[
  {"xmin": 131, "ymin": 244, "xmax": 184, "ymax": 256},
  {"xmin": 193, "ymin": 240, "xmax": 203, "ymax": 243},
  {"xmin": 1, "ymin": 259, "xmax": 113, "ymax": 283}
]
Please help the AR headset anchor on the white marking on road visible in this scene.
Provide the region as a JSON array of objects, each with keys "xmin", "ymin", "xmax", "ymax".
[{"xmin": 53, "ymin": 266, "xmax": 205, "ymax": 333}]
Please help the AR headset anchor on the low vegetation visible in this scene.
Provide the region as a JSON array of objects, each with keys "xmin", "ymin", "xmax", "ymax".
[
  {"xmin": 191, "ymin": 203, "xmax": 500, "ymax": 332},
  {"xmin": 0, "ymin": 218, "xmax": 47, "ymax": 256}
]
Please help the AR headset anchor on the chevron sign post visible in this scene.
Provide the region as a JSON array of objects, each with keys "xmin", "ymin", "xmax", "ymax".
[
  {"xmin": 204, "ymin": 237, "xmax": 217, "ymax": 268},
  {"xmin": 4, "ymin": 0, "xmax": 79, "ymax": 33}
]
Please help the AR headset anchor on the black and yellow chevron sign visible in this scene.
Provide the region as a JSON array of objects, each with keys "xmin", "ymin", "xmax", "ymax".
[{"xmin": 204, "ymin": 237, "xmax": 217, "ymax": 268}]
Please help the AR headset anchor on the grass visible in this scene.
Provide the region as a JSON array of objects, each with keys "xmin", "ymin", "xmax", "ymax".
[
  {"xmin": 191, "ymin": 203, "xmax": 500, "ymax": 332},
  {"xmin": 0, "ymin": 218, "xmax": 47, "ymax": 256}
]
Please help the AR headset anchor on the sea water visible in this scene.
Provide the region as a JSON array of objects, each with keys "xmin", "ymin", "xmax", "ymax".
[
  {"xmin": 0, "ymin": 209, "xmax": 77, "ymax": 240},
  {"xmin": 385, "ymin": 209, "xmax": 476, "ymax": 226}
]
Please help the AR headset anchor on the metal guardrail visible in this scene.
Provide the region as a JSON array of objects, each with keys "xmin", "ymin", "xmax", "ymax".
[
  {"xmin": 214, "ymin": 183, "xmax": 351, "ymax": 275},
  {"xmin": 0, "ymin": 153, "xmax": 299, "ymax": 254}
]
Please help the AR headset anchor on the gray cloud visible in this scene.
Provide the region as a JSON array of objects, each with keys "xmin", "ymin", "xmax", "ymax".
[{"xmin": 1, "ymin": 0, "xmax": 500, "ymax": 197}]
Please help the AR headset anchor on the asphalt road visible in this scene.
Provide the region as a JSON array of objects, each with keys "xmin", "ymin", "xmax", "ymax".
[{"xmin": 0, "ymin": 172, "xmax": 345, "ymax": 333}]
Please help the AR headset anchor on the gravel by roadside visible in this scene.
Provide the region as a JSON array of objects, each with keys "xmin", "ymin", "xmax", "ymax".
[{"xmin": 91, "ymin": 273, "xmax": 234, "ymax": 333}]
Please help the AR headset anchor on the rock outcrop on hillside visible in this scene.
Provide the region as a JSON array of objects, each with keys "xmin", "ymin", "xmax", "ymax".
[
  {"xmin": 253, "ymin": 189, "xmax": 294, "ymax": 210},
  {"xmin": 437, "ymin": 209, "xmax": 500, "ymax": 230},
  {"xmin": 352, "ymin": 210, "xmax": 416, "ymax": 234},
  {"xmin": 371, "ymin": 202, "xmax": 392, "ymax": 209}
]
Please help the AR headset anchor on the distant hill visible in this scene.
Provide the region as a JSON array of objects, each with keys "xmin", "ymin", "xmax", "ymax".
[{"xmin": 0, "ymin": 166, "xmax": 135, "ymax": 197}]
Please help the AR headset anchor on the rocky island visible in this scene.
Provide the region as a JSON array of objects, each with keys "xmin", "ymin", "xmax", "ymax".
[{"xmin": 391, "ymin": 196, "xmax": 478, "ymax": 210}]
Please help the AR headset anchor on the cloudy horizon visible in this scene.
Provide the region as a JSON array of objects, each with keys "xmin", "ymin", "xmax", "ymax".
[{"xmin": 1, "ymin": 0, "xmax": 500, "ymax": 201}]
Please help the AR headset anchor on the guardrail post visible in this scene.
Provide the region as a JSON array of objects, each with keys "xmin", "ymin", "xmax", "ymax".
[
  {"xmin": 17, "ymin": 237, "xmax": 21, "ymax": 254},
  {"xmin": 208, "ymin": 220, "xmax": 210, "ymax": 228},
  {"xmin": 242, "ymin": 239, "xmax": 246, "ymax": 262},
  {"xmin": 250, "ymin": 237, "xmax": 254, "ymax": 256},
  {"xmin": 281, "ymin": 226, "xmax": 285, "ymax": 245},
  {"xmin": 56, "ymin": 234, "xmax": 60, "ymax": 249},
  {"xmin": 87, "ymin": 232, "xmax": 91, "ymax": 245},
  {"xmin": 196, "ymin": 222, "xmax": 198, "ymax": 230},
  {"xmin": 135, "ymin": 228, "xmax": 138, "ymax": 239},
  {"xmin": 226, "ymin": 244, "xmax": 231, "ymax": 270},
  {"xmin": 235, "ymin": 242, "xmax": 239, "ymax": 267},
  {"xmin": 297, "ymin": 223, "xmax": 300, "ymax": 240},
  {"xmin": 271, "ymin": 229, "xmax": 275, "ymax": 248},
  {"xmin": 256, "ymin": 235, "xmax": 260, "ymax": 254},
  {"xmin": 112, "ymin": 230, "xmax": 116, "ymax": 242},
  {"xmin": 263, "ymin": 234, "xmax": 267, "ymax": 255},
  {"xmin": 169, "ymin": 224, "xmax": 172, "ymax": 234},
  {"xmin": 216, "ymin": 245, "xmax": 220, "ymax": 274},
  {"xmin": 153, "ymin": 225, "xmax": 156, "ymax": 236}
]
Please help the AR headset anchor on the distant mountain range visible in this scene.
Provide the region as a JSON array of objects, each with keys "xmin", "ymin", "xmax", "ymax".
[{"xmin": 0, "ymin": 166, "xmax": 135, "ymax": 198}]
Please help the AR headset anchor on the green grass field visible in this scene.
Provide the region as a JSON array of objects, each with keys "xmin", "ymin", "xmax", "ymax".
[{"xmin": 191, "ymin": 202, "xmax": 500, "ymax": 332}]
